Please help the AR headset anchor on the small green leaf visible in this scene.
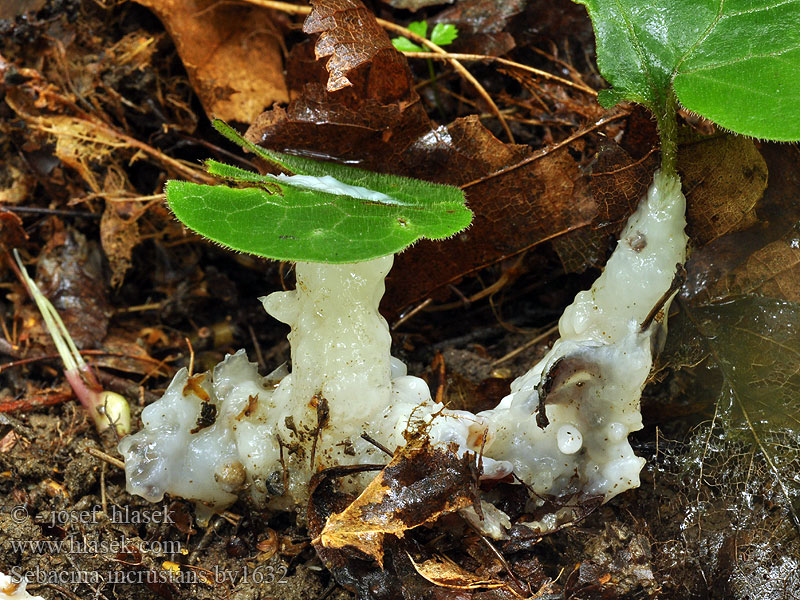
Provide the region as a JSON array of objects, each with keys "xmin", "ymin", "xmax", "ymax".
[
  {"xmin": 391, "ymin": 37, "xmax": 425, "ymax": 53},
  {"xmin": 167, "ymin": 121, "xmax": 472, "ymax": 263},
  {"xmin": 576, "ymin": 0, "xmax": 800, "ymax": 140},
  {"xmin": 407, "ymin": 20, "xmax": 428, "ymax": 38},
  {"xmin": 430, "ymin": 23, "xmax": 458, "ymax": 47}
]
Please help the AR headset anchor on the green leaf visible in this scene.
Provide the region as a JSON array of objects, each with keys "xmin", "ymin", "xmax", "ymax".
[
  {"xmin": 212, "ymin": 119, "xmax": 465, "ymax": 205},
  {"xmin": 167, "ymin": 120, "xmax": 471, "ymax": 263},
  {"xmin": 407, "ymin": 20, "xmax": 428, "ymax": 38},
  {"xmin": 391, "ymin": 37, "xmax": 425, "ymax": 53},
  {"xmin": 430, "ymin": 23, "xmax": 458, "ymax": 47},
  {"xmin": 666, "ymin": 296, "xmax": 800, "ymax": 532},
  {"xmin": 391, "ymin": 20, "xmax": 458, "ymax": 53},
  {"xmin": 576, "ymin": 0, "xmax": 800, "ymax": 140},
  {"xmin": 205, "ymin": 160, "xmax": 271, "ymax": 183},
  {"xmin": 167, "ymin": 180, "xmax": 471, "ymax": 263}
]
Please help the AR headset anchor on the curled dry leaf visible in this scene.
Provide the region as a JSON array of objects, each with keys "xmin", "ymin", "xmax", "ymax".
[
  {"xmin": 134, "ymin": 0, "xmax": 288, "ymax": 123},
  {"xmin": 246, "ymin": 36, "xmax": 429, "ymax": 166},
  {"xmin": 316, "ymin": 436, "xmax": 479, "ymax": 567},
  {"xmin": 307, "ymin": 463, "xmax": 539, "ymax": 599},
  {"xmin": 304, "ymin": 0, "xmax": 408, "ymax": 93},
  {"xmin": 408, "ymin": 553, "xmax": 508, "ymax": 591}
]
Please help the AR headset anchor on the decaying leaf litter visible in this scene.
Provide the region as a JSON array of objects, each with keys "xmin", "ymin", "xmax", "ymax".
[{"xmin": 0, "ymin": 0, "xmax": 798, "ymax": 599}]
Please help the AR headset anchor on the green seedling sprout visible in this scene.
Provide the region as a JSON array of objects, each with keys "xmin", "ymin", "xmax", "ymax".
[
  {"xmin": 391, "ymin": 21, "xmax": 459, "ymax": 119},
  {"xmin": 13, "ymin": 249, "xmax": 130, "ymax": 435}
]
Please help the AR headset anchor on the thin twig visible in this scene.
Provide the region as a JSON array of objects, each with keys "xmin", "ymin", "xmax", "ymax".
[
  {"xmin": 401, "ymin": 52, "xmax": 597, "ymax": 96},
  {"xmin": 1, "ymin": 206, "xmax": 103, "ymax": 219},
  {"xmin": 0, "ymin": 391, "xmax": 73, "ymax": 413},
  {"xmin": 491, "ymin": 323, "xmax": 558, "ymax": 367},
  {"xmin": 186, "ymin": 337, "xmax": 195, "ymax": 377},
  {"xmin": 462, "ymin": 111, "xmax": 629, "ymax": 189},
  {"xmin": 360, "ymin": 432, "xmax": 393, "ymax": 457},
  {"xmin": 590, "ymin": 146, "xmax": 658, "ymax": 176},
  {"xmin": 427, "ymin": 253, "xmax": 526, "ymax": 312},
  {"xmin": 0, "ymin": 350, "xmax": 172, "ymax": 374},
  {"xmin": 391, "ymin": 297, "xmax": 432, "ymax": 330},
  {"xmin": 243, "ymin": 0, "xmax": 515, "ymax": 142},
  {"xmin": 87, "ymin": 447, "xmax": 125, "ymax": 470},
  {"xmin": 248, "ymin": 324, "xmax": 266, "ymax": 371}
]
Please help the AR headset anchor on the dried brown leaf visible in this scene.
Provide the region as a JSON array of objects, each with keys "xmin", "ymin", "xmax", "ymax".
[
  {"xmin": 134, "ymin": 0, "xmax": 288, "ymax": 123},
  {"xmin": 706, "ymin": 230, "xmax": 800, "ymax": 302},
  {"xmin": 433, "ymin": 0, "xmax": 526, "ymax": 56},
  {"xmin": 389, "ymin": 118, "xmax": 595, "ymax": 309},
  {"xmin": 93, "ymin": 328, "xmax": 165, "ymax": 377},
  {"xmin": 33, "ymin": 226, "xmax": 113, "ymax": 350},
  {"xmin": 35, "ymin": 116, "xmax": 124, "ymax": 192},
  {"xmin": 552, "ymin": 141, "xmax": 652, "ymax": 273},
  {"xmin": 100, "ymin": 168, "xmax": 143, "ymax": 287},
  {"xmin": 0, "ymin": 210, "xmax": 28, "ymax": 250},
  {"xmin": 408, "ymin": 554, "xmax": 508, "ymax": 591},
  {"xmin": 317, "ymin": 436, "xmax": 478, "ymax": 567},
  {"xmin": 678, "ymin": 134, "xmax": 768, "ymax": 246},
  {"xmin": 683, "ymin": 143, "xmax": 800, "ymax": 305},
  {"xmin": 304, "ymin": 0, "xmax": 408, "ymax": 93}
]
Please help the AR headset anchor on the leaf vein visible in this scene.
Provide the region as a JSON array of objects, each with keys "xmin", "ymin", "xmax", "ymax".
[
  {"xmin": 720, "ymin": 0, "xmax": 800, "ymax": 20},
  {"xmin": 676, "ymin": 71, "xmax": 778, "ymax": 98},
  {"xmin": 679, "ymin": 44, "xmax": 800, "ymax": 73}
]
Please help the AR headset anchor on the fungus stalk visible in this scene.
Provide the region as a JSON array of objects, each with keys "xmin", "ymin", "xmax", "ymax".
[{"xmin": 119, "ymin": 256, "xmax": 438, "ymax": 515}]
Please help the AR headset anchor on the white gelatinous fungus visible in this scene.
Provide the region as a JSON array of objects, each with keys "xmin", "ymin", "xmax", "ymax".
[
  {"xmin": 475, "ymin": 170, "xmax": 687, "ymax": 523},
  {"xmin": 0, "ymin": 573, "xmax": 45, "ymax": 600},
  {"xmin": 120, "ymin": 257, "xmax": 440, "ymax": 515},
  {"xmin": 119, "ymin": 170, "xmax": 687, "ymax": 529}
]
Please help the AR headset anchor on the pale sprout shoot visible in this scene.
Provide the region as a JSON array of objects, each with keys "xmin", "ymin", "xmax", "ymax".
[
  {"xmin": 119, "ymin": 169, "xmax": 687, "ymax": 534},
  {"xmin": 13, "ymin": 249, "xmax": 130, "ymax": 435}
]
